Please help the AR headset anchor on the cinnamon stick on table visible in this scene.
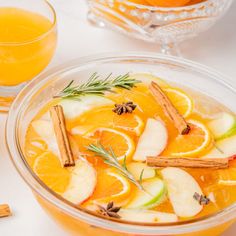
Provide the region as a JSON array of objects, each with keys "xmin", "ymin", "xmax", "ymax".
[
  {"xmin": 149, "ymin": 81, "xmax": 190, "ymax": 135},
  {"xmin": 50, "ymin": 105, "xmax": 75, "ymax": 167},
  {"xmin": 147, "ymin": 156, "xmax": 229, "ymax": 169},
  {"xmin": 0, "ymin": 204, "xmax": 11, "ymax": 218}
]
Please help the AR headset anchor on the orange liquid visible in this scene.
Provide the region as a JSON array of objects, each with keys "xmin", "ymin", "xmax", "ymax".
[
  {"xmin": 0, "ymin": 7, "xmax": 57, "ymax": 86},
  {"xmin": 24, "ymin": 82, "xmax": 236, "ymax": 224}
]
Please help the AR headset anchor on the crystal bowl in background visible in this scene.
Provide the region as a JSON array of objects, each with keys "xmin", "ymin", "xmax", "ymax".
[{"xmin": 87, "ymin": 0, "xmax": 232, "ymax": 54}]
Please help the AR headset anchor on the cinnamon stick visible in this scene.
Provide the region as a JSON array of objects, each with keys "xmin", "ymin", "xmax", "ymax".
[
  {"xmin": 149, "ymin": 81, "xmax": 190, "ymax": 135},
  {"xmin": 0, "ymin": 204, "xmax": 11, "ymax": 218},
  {"xmin": 147, "ymin": 156, "xmax": 229, "ymax": 169},
  {"xmin": 50, "ymin": 105, "xmax": 75, "ymax": 167}
]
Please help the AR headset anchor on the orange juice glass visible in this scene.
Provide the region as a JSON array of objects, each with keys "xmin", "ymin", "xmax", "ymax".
[
  {"xmin": 0, "ymin": 0, "xmax": 57, "ymax": 111},
  {"xmin": 6, "ymin": 53, "xmax": 236, "ymax": 236}
]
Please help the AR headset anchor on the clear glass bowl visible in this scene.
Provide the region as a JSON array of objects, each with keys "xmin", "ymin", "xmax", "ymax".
[
  {"xmin": 87, "ymin": 0, "xmax": 232, "ymax": 54},
  {"xmin": 6, "ymin": 52, "xmax": 236, "ymax": 236}
]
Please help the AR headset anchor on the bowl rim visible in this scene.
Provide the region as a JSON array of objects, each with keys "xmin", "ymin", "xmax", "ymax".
[
  {"xmin": 6, "ymin": 52, "xmax": 236, "ymax": 235},
  {"xmin": 0, "ymin": 0, "xmax": 57, "ymax": 46}
]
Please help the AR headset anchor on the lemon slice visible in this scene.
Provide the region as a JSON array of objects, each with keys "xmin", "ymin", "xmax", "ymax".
[
  {"xmin": 87, "ymin": 127, "xmax": 135, "ymax": 161},
  {"xmin": 164, "ymin": 88, "xmax": 193, "ymax": 118}
]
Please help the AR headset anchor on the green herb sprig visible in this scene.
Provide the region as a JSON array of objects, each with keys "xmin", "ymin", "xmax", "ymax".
[
  {"xmin": 56, "ymin": 73, "xmax": 140, "ymax": 99},
  {"xmin": 87, "ymin": 143, "xmax": 144, "ymax": 191}
]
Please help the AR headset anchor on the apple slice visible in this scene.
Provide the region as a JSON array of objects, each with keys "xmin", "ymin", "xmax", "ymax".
[
  {"xmin": 31, "ymin": 119, "xmax": 59, "ymax": 156},
  {"xmin": 126, "ymin": 178, "xmax": 166, "ymax": 209},
  {"xmin": 133, "ymin": 119, "xmax": 168, "ymax": 161},
  {"xmin": 161, "ymin": 167, "xmax": 203, "ymax": 217},
  {"xmin": 203, "ymin": 135, "xmax": 236, "ymax": 159},
  {"xmin": 59, "ymin": 95, "xmax": 113, "ymax": 120},
  {"xmin": 119, "ymin": 209, "xmax": 177, "ymax": 223},
  {"xmin": 208, "ymin": 112, "xmax": 236, "ymax": 140},
  {"xmin": 127, "ymin": 162, "xmax": 156, "ymax": 180},
  {"xmin": 63, "ymin": 159, "xmax": 96, "ymax": 204}
]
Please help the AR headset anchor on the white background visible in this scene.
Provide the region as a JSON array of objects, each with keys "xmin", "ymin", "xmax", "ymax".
[{"xmin": 0, "ymin": 0, "xmax": 236, "ymax": 235}]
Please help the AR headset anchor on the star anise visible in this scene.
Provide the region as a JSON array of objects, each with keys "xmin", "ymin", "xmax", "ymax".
[
  {"xmin": 96, "ymin": 202, "xmax": 121, "ymax": 218},
  {"xmin": 193, "ymin": 192, "xmax": 210, "ymax": 205},
  {"xmin": 112, "ymin": 101, "xmax": 136, "ymax": 115}
]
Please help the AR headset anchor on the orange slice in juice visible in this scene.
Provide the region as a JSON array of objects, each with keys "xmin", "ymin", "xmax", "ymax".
[
  {"xmin": 90, "ymin": 169, "xmax": 131, "ymax": 203},
  {"xmin": 163, "ymin": 119, "xmax": 212, "ymax": 157},
  {"xmin": 88, "ymin": 128, "xmax": 135, "ymax": 161},
  {"xmin": 72, "ymin": 107, "xmax": 144, "ymax": 135},
  {"xmin": 33, "ymin": 152, "xmax": 70, "ymax": 194},
  {"xmin": 163, "ymin": 87, "xmax": 193, "ymax": 118}
]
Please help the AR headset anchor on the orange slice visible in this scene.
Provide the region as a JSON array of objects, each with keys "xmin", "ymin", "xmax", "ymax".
[
  {"xmin": 33, "ymin": 152, "xmax": 70, "ymax": 194},
  {"xmin": 164, "ymin": 88, "xmax": 193, "ymax": 118},
  {"xmin": 88, "ymin": 128, "xmax": 135, "ymax": 161},
  {"xmin": 163, "ymin": 119, "xmax": 212, "ymax": 157},
  {"xmin": 71, "ymin": 107, "xmax": 144, "ymax": 136},
  {"xmin": 90, "ymin": 169, "xmax": 130, "ymax": 203}
]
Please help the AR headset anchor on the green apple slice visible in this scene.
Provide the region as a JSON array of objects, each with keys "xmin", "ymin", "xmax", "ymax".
[
  {"xmin": 133, "ymin": 118, "xmax": 168, "ymax": 161},
  {"xmin": 119, "ymin": 209, "xmax": 177, "ymax": 223},
  {"xmin": 126, "ymin": 178, "xmax": 166, "ymax": 209},
  {"xmin": 59, "ymin": 95, "xmax": 113, "ymax": 120},
  {"xmin": 203, "ymin": 135, "xmax": 236, "ymax": 159},
  {"xmin": 208, "ymin": 112, "xmax": 236, "ymax": 140},
  {"xmin": 127, "ymin": 162, "xmax": 156, "ymax": 180},
  {"xmin": 161, "ymin": 167, "xmax": 203, "ymax": 217},
  {"xmin": 129, "ymin": 73, "xmax": 169, "ymax": 88},
  {"xmin": 63, "ymin": 159, "xmax": 97, "ymax": 204}
]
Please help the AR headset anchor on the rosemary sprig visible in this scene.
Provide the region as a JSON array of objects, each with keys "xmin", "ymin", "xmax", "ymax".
[
  {"xmin": 87, "ymin": 143, "xmax": 144, "ymax": 191},
  {"xmin": 56, "ymin": 73, "xmax": 140, "ymax": 99}
]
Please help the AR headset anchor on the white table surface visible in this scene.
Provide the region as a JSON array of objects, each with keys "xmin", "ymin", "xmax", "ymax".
[{"xmin": 1, "ymin": 0, "xmax": 236, "ymax": 235}]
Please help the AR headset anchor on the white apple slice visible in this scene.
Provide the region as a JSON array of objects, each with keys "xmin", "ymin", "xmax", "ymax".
[
  {"xmin": 126, "ymin": 178, "xmax": 166, "ymax": 209},
  {"xmin": 59, "ymin": 95, "xmax": 113, "ymax": 120},
  {"xmin": 203, "ymin": 135, "xmax": 236, "ymax": 159},
  {"xmin": 119, "ymin": 209, "xmax": 177, "ymax": 223},
  {"xmin": 208, "ymin": 112, "xmax": 236, "ymax": 140},
  {"xmin": 31, "ymin": 119, "xmax": 59, "ymax": 156},
  {"xmin": 127, "ymin": 162, "xmax": 156, "ymax": 180},
  {"xmin": 161, "ymin": 167, "xmax": 203, "ymax": 218},
  {"xmin": 63, "ymin": 159, "xmax": 96, "ymax": 204},
  {"xmin": 133, "ymin": 119, "xmax": 168, "ymax": 161}
]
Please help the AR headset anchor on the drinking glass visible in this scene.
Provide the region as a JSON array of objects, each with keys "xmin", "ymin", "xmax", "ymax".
[{"xmin": 0, "ymin": 0, "xmax": 57, "ymax": 111}]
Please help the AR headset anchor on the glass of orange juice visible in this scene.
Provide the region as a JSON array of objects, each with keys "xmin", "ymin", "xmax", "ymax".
[{"xmin": 0, "ymin": 0, "xmax": 57, "ymax": 111}]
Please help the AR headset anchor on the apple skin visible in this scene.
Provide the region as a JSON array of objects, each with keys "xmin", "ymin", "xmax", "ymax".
[
  {"xmin": 208, "ymin": 112, "xmax": 236, "ymax": 141},
  {"xmin": 126, "ymin": 178, "xmax": 166, "ymax": 209}
]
